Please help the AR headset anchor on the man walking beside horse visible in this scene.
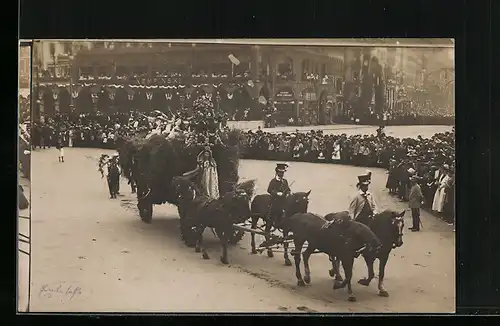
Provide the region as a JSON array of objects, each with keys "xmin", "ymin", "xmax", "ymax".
[{"xmin": 100, "ymin": 153, "xmax": 121, "ymax": 199}]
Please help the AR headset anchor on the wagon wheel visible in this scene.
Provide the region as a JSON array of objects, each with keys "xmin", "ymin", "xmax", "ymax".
[
  {"xmin": 179, "ymin": 214, "xmax": 198, "ymax": 247},
  {"xmin": 228, "ymin": 229, "xmax": 245, "ymax": 245}
]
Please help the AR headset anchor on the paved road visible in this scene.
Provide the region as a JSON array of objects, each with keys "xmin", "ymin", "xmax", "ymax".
[{"xmin": 29, "ymin": 146, "xmax": 455, "ymax": 313}]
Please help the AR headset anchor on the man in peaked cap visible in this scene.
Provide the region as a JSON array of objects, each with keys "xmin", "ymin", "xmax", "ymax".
[
  {"xmin": 349, "ymin": 174, "xmax": 379, "ymax": 225},
  {"xmin": 267, "ymin": 163, "xmax": 292, "ymax": 224}
]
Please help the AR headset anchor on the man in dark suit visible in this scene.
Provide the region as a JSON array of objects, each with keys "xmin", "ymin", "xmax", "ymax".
[
  {"xmin": 408, "ymin": 175, "xmax": 424, "ymax": 231},
  {"xmin": 267, "ymin": 163, "xmax": 291, "ymax": 223}
]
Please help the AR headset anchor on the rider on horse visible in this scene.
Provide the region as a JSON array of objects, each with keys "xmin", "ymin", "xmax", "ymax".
[
  {"xmin": 348, "ymin": 174, "xmax": 379, "ymax": 225},
  {"xmin": 266, "ymin": 163, "xmax": 291, "ymax": 224}
]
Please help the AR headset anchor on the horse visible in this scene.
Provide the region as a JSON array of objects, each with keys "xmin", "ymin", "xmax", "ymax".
[
  {"xmin": 325, "ymin": 209, "xmax": 406, "ymax": 298},
  {"xmin": 173, "ymin": 177, "xmax": 254, "ymax": 265},
  {"xmin": 107, "ymin": 163, "xmax": 121, "ymax": 199},
  {"xmin": 249, "ymin": 191, "xmax": 311, "ymax": 265},
  {"xmin": 284, "ymin": 211, "xmax": 381, "ymax": 302}
]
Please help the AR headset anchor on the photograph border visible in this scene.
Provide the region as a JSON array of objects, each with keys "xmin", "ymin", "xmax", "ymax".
[{"xmin": 12, "ymin": 0, "xmax": 497, "ymax": 318}]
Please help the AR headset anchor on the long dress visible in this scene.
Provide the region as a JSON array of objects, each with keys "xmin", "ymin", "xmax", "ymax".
[
  {"xmin": 200, "ymin": 160, "xmax": 220, "ymax": 199},
  {"xmin": 331, "ymin": 143, "xmax": 341, "ymax": 161},
  {"xmin": 432, "ymin": 174, "xmax": 450, "ymax": 213}
]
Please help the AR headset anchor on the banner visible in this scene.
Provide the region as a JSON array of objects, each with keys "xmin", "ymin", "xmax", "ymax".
[
  {"xmin": 52, "ymin": 87, "xmax": 60, "ymax": 100},
  {"xmin": 71, "ymin": 85, "xmax": 82, "ymax": 98},
  {"xmin": 275, "ymin": 87, "xmax": 294, "ymax": 100}
]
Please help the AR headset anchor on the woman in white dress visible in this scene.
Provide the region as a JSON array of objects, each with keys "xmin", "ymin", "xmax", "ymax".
[
  {"xmin": 432, "ymin": 165, "xmax": 451, "ymax": 213},
  {"xmin": 331, "ymin": 141, "xmax": 341, "ymax": 161},
  {"xmin": 183, "ymin": 146, "xmax": 220, "ymax": 199}
]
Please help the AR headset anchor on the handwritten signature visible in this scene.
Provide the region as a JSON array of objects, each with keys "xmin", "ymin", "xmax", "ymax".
[{"xmin": 38, "ymin": 282, "xmax": 84, "ymax": 300}]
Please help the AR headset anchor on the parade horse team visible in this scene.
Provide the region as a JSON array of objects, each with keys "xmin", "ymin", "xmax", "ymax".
[{"xmin": 102, "ymin": 149, "xmax": 406, "ymax": 302}]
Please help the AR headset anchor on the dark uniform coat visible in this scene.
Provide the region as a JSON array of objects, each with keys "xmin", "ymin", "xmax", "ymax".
[{"xmin": 267, "ymin": 177, "xmax": 291, "ymax": 219}]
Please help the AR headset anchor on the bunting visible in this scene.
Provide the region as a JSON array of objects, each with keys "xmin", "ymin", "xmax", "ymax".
[{"xmin": 52, "ymin": 87, "xmax": 60, "ymax": 100}]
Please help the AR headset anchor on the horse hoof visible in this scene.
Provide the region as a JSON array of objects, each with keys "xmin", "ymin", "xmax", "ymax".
[
  {"xmin": 358, "ymin": 278, "xmax": 371, "ymax": 286},
  {"xmin": 333, "ymin": 280, "xmax": 344, "ymax": 290},
  {"xmin": 297, "ymin": 279, "xmax": 306, "ymax": 287},
  {"xmin": 378, "ymin": 290, "xmax": 389, "ymax": 297},
  {"xmin": 284, "ymin": 259, "xmax": 292, "ymax": 266},
  {"xmin": 267, "ymin": 251, "xmax": 274, "ymax": 258},
  {"xmin": 328, "ymin": 269, "xmax": 335, "ymax": 278},
  {"xmin": 348, "ymin": 296, "xmax": 357, "ymax": 302},
  {"xmin": 220, "ymin": 257, "xmax": 229, "ymax": 265},
  {"xmin": 195, "ymin": 247, "xmax": 201, "ymax": 253},
  {"xmin": 303, "ymin": 275, "xmax": 311, "ymax": 284},
  {"xmin": 202, "ymin": 252, "xmax": 209, "ymax": 260},
  {"xmin": 251, "ymin": 249, "xmax": 258, "ymax": 255}
]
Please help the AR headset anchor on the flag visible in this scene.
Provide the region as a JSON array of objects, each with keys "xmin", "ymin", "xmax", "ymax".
[{"xmin": 228, "ymin": 54, "xmax": 240, "ymax": 66}]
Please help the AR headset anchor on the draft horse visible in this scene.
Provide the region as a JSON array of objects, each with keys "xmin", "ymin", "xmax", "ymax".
[
  {"xmin": 249, "ymin": 190, "xmax": 311, "ymax": 266},
  {"xmin": 173, "ymin": 177, "xmax": 255, "ymax": 265},
  {"xmin": 285, "ymin": 211, "xmax": 381, "ymax": 302},
  {"xmin": 325, "ymin": 209, "xmax": 406, "ymax": 298}
]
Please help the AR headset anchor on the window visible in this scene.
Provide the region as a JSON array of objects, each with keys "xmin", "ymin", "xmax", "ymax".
[
  {"xmin": 49, "ymin": 43, "xmax": 56, "ymax": 58},
  {"xmin": 63, "ymin": 43, "xmax": 71, "ymax": 54},
  {"xmin": 301, "ymin": 59, "xmax": 309, "ymax": 78}
]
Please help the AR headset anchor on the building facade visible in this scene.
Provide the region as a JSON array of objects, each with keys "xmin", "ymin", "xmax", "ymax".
[
  {"xmin": 33, "ymin": 42, "xmax": 345, "ymax": 123},
  {"xmin": 33, "ymin": 40, "xmax": 454, "ymax": 120},
  {"xmin": 19, "ymin": 47, "xmax": 31, "ymax": 90}
]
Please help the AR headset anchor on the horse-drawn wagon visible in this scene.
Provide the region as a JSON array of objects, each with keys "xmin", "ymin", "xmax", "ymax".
[
  {"xmin": 118, "ymin": 128, "xmax": 247, "ymax": 248},
  {"xmin": 117, "ymin": 115, "xmax": 407, "ymax": 301}
]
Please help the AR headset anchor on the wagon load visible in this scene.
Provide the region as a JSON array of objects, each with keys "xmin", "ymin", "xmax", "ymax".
[{"xmin": 118, "ymin": 99, "xmax": 244, "ymax": 217}]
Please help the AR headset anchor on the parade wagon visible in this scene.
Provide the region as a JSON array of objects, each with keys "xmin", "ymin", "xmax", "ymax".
[{"xmin": 118, "ymin": 127, "xmax": 247, "ymax": 247}]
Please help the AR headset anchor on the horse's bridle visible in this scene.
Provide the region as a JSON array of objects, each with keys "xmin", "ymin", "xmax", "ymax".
[{"xmin": 392, "ymin": 216, "xmax": 405, "ymax": 249}]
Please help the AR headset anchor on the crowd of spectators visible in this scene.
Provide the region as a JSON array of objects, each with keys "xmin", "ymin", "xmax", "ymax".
[
  {"xmin": 19, "ymin": 95, "xmax": 30, "ymax": 123},
  {"xmin": 29, "ymin": 104, "xmax": 455, "ymax": 225},
  {"xmin": 240, "ymin": 127, "xmax": 455, "ymax": 224}
]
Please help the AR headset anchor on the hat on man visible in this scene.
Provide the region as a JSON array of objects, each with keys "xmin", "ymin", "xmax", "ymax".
[
  {"xmin": 275, "ymin": 163, "xmax": 289, "ymax": 173},
  {"xmin": 357, "ymin": 174, "xmax": 371, "ymax": 186},
  {"xmin": 443, "ymin": 164, "xmax": 450, "ymax": 170}
]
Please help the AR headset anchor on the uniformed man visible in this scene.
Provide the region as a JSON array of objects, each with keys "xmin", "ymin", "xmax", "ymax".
[
  {"xmin": 106, "ymin": 154, "xmax": 121, "ymax": 199},
  {"xmin": 267, "ymin": 163, "xmax": 291, "ymax": 223},
  {"xmin": 349, "ymin": 174, "xmax": 379, "ymax": 225},
  {"xmin": 111, "ymin": 153, "xmax": 121, "ymax": 195}
]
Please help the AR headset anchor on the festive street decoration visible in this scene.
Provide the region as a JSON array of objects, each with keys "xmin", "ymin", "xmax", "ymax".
[{"xmin": 52, "ymin": 87, "xmax": 60, "ymax": 101}]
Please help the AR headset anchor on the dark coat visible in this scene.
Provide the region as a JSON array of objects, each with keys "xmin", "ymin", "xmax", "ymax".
[{"xmin": 267, "ymin": 178, "xmax": 291, "ymax": 197}]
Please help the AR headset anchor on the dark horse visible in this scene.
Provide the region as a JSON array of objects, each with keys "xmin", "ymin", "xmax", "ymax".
[
  {"xmin": 249, "ymin": 191, "xmax": 311, "ymax": 265},
  {"xmin": 173, "ymin": 177, "xmax": 254, "ymax": 265},
  {"xmin": 107, "ymin": 163, "xmax": 121, "ymax": 199},
  {"xmin": 325, "ymin": 209, "xmax": 406, "ymax": 298},
  {"xmin": 285, "ymin": 211, "xmax": 381, "ymax": 302}
]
